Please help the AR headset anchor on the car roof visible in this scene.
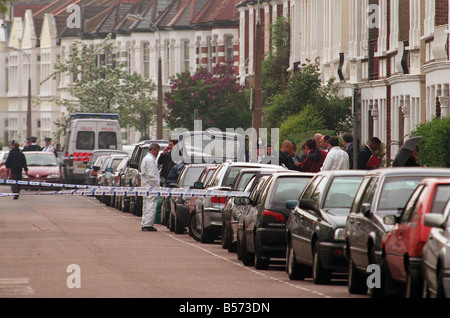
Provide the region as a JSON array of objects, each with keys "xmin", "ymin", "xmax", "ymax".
[
  {"xmin": 315, "ymin": 170, "xmax": 368, "ymax": 177},
  {"xmin": 365, "ymin": 167, "xmax": 450, "ymax": 177}
]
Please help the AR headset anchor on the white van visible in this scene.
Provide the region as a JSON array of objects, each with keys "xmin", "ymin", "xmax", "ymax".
[{"xmin": 62, "ymin": 113, "xmax": 123, "ymax": 184}]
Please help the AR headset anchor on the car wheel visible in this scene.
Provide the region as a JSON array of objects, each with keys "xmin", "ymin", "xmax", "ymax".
[
  {"xmin": 437, "ymin": 267, "xmax": 445, "ymax": 298},
  {"xmin": 236, "ymin": 228, "xmax": 243, "ymax": 260},
  {"xmin": 189, "ymin": 212, "xmax": 201, "ymax": 241},
  {"xmin": 221, "ymin": 215, "xmax": 229, "ymax": 250},
  {"xmin": 174, "ymin": 213, "xmax": 185, "ymax": 235},
  {"xmin": 405, "ymin": 270, "xmax": 423, "ymax": 298},
  {"xmin": 241, "ymin": 230, "xmax": 254, "ymax": 266},
  {"xmin": 200, "ymin": 208, "xmax": 214, "ymax": 244},
  {"xmin": 254, "ymin": 238, "xmax": 269, "ymax": 270},
  {"xmin": 286, "ymin": 240, "xmax": 305, "ymax": 280},
  {"xmin": 312, "ymin": 242, "xmax": 331, "ymax": 284},
  {"xmin": 348, "ymin": 255, "xmax": 368, "ymax": 295}
]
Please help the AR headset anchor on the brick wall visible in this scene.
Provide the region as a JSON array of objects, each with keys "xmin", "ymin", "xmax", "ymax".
[{"xmin": 435, "ymin": 0, "xmax": 449, "ymax": 25}]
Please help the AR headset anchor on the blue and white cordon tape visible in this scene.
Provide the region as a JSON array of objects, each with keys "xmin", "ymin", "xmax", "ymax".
[{"xmin": 0, "ymin": 179, "xmax": 249, "ymax": 198}]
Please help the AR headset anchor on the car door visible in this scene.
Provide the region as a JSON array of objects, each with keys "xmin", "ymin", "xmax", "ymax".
[
  {"xmin": 348, "ymin": 176, "xmax": 379, "ymax": 268},
  {"xmin": 385, "ymin": 184, "xmax": 425, "ymax": 282},
  {"xmin": 292, "ymin": 176, "xmax": 326, "ymax": 265}
]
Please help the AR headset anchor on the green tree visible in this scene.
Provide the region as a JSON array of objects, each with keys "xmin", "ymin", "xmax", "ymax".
[
  {"xmin": 411, "ymin": 116, "xmax": 450, "ymax": 167},
  {"xmin": 44, "ymin": 35, "xmax": 156, "ymax": 138},
  {"xmin": 263, "ymin": 63, "xmax": 351, "ymax": 133},
  {"xmin": 262, "ymin": 16, "xmax": 290, "ymax": 103},
  {"xmin": 164, "ymin": 62, "xmax": 252, "ymax": 131}
]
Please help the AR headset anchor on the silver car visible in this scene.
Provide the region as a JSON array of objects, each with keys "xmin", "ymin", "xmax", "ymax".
[
  {"xmin": 195, "ymin": 162, "xmax": 286, "ymax": 243},
  {"xmin": 422, "ymin": 198, "xmax": 450, "ymax": 298}
]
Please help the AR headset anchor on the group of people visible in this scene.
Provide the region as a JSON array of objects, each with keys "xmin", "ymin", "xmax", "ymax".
[
  {"xmin": 278, "ymin": 133, "xmax": 384, "ymax": 173},
  {"xmin": 5, "ymin": 136, "xmax": 58, "ymax": 200}
]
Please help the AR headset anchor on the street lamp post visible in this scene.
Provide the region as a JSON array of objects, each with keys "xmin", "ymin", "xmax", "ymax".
[
  {"xmin": 126, "ymin": 14, "xmax": 163, "ymax": 140},
  {"xmin": 7, "ymin": 46, "xmax": 32, "ymax": 139}
]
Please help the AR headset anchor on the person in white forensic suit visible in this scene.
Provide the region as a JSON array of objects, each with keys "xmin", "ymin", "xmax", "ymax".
[{"xmin": 141, "ymin": 143, "xmax": 161, "ymax": 231}]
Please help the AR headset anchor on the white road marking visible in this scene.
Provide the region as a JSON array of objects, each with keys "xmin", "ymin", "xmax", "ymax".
[{"xmin": 0, "ymin": 278, "xmax": 35, "ymax": 296}]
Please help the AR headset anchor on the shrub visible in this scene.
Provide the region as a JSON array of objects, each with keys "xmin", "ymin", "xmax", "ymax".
[{"xmin": 411, "ymin": 117, "xmax": 450, "ymax": 167}]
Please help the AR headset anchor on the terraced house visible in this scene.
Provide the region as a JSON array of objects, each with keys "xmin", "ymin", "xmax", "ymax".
[
  {"xmin": 239, "ymin": 0, "xmax": 449, "ymax": 161},
  {"xmin": 0, "ymin": 0, "xmax": 449, "ymax": 164},
  {"xmin": 0, "ymin": 0, "xmax": 240, "ymax": 146}
]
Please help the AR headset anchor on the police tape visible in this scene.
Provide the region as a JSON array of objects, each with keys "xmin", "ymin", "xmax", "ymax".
[{"xmin": 0, "ymin": 179, "xmax": 249, "ymax": 198}]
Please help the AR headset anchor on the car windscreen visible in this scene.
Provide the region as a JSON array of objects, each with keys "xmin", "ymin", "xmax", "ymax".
[
  {"xmin": 99, "ymin": 132, "xmax": 117, "ymax": 150},
  {"xmin": 378, "ymin": 176, "xmax": 423, "ymax": 211},
  {"xmin": 271, "ymin": 177, "xmax": 313, "ymax": 204},
  {"xmin": 25, "ymin": 154, "xmax": 58, "ymax": 166},
  {"xmin": 323, "ymin": 176, "xmax": 364, "ymax": 215}
]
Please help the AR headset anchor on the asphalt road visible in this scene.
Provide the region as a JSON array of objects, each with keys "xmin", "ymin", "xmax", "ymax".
[{"xmin": 0, "ymin": 187, "xmax": 369, "ymax": 301}]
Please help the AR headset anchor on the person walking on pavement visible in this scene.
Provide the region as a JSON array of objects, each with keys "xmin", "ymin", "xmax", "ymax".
[
  {"xmin": 321, "ymin": 137, "xmax": 349, "ymax": 171},
  {"xmin": 141, "ymin": 143, "xmax": 161, "ymax": 231},
  {"xmin": 5, "ymin": 142, "xmax": 28, "ymax": 200}
]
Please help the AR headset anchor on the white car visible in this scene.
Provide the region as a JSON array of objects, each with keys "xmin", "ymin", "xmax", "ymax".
[{"xmin": 422, "ymin": 199, "xmax": 450, "ymax": 298}]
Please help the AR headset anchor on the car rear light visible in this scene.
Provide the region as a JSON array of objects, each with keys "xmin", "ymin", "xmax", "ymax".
[
  {"xmin": 262, "ymin": 210, "xmax": 286, "ymax": 223},
  {"xmin": 211, "ymin": 196, "xmax": 227, "ymax": 204}
]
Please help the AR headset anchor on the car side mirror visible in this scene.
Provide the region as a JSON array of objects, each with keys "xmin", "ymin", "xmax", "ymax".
[
  {"xmin": 235, "ymin": 197, "xmax": 252, "ymax": 206},
  {"xmin": 361, "ymin": 203, "xmax": 372, "ymax": 218},
  {"xmin": 299, "ymin": 199, "xmax": 318, "ymax": 212},
  {"xmin": 193, "ymin": 181, "xmax": 203, "ymax": 189},
  {"xmin": 424, "ymin": 213, "xmax": 445, "ymax": 229},
  {"xmin": 285, "ymin": 200, "xmax": 299, "ymax": 210},
  {"xmin": 383, "ymin": 215, "xmax": 399, "ymax": 225}
]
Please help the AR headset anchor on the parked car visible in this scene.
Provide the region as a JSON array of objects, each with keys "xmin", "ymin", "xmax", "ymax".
[
  {"xmin": 21, "ymin": 152, "xmax": 63, "ymax": 189},
  {"xmin": 345, "ymin": 167, "xmax": 450, "ymax": 295},
  {"xmin": 422, "ymin": 200, "xmax": 450, "ymax": 298},
  {"xmin": 186, "ymin": 165, "xmax": 218, "ymax": 241},
  {"xmin": 0, "ymin": 150, "xmax": 10, "ymax": 179},
  {"xmin": 96, "ymin": 154, "xmax": 127, "ymax": 205},
  {"xmin": 90, "ymin": 155, "xmax": 109, "ymax": 186},
  {"xmin": 237, "ymin": 171, "xmax": 315, "ymax": 269},
  {"xmin": 83, "ymin": 149, "xmax": 127, "ymax": 185},
  {"xmin": 380, "ymin": 178, "xmax": 450, "ymax": 297},
  {"xmin": 221, "ymin": 167, "xmax": 288, "ymax": 252},
  {"xmin": 285, "ymin": 170, "xmax": 366, "ymax": 283},
  {"xmin": 168, "ymin": 163, "xmax": 216, "ymax": 234},
  {"xmin": 108, "ymin": 155, "xmax": 130, "ymax": 210},
  {"xmin": 194, "ymin": 162, "xmax": 285, "ymax": 243}
]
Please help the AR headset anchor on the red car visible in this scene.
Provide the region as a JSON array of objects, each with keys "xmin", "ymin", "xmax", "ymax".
[
  {"xmin": 380, "ymin": 178, "xmax": 450, "ymax": 297},
  {"xmin": 21, "ymin": 151, "xmax": 63, "ymax": 189}
]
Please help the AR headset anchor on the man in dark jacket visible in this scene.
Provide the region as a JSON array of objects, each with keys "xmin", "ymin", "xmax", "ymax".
[
  {"xmin": 22, "ymin": 137, "xmax": 42, "ymax": 152},
  {"xmin": 5, "ymin": 142, "xmax": 28, "ymax": 200},
  {"xmin": 278, "ymin": 140, "xmax": 295, "ymax": 170},
  {"xmin": 158, "ymin": 140, "xmax": 177, "ymax": 185},
  {"xmin": 299, "ymin": 139, "xmax": 327, "ymax": 172},
  {"xmin": 357, "ymin": 137, "xmax": 382, "ymax": 170}
]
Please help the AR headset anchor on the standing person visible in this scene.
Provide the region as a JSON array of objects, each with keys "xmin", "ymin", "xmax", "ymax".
[
  {"xmin": 299, "ymin": 139, "xmax": 327, "ymax": 172},
  {"xmin": 22, "ymin": 137, "xmax": 42, "ymax": 152},
  {"xmin": 141, "ymin": 143, "xmax": 161, "ymax": 231},
  {"xmin": 322, "ymin": 135, "xmax": 331, "ymax": 152},
  {"xmin": 358, "ymin": 137, "xmax": 382, "ymax": 170},
  {"xmin": 5, "ymin": 142, "xmax": 28, "ymax": 200},
  {"xmin": 158, "ymin": 140, "xmax": 177, "ymax": 185},
  {"xmin": 278, "ymin": 140, "xmax": 295, "ymax": 170},
  {"xmin": 342, "ymin": 133, "xmax": 360, "ymax": 169},
  {"xmin": 314, "ymin": 134, "xmax": 324, "ymax": 150},
  {"xmin": 321, "ymin": 137, "xmax": 349, "ymax": 170},
  {"xmin": 42, "ymin": 137, "xmax": 58, "ymax": 157}
]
